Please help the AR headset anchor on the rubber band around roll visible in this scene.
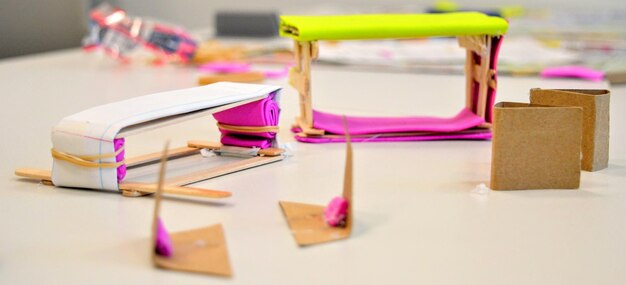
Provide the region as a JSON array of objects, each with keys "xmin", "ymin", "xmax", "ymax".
[
  {"xmin": 213, "ymin": 92, "xmax": 280, "ymax": 149},
  {"xmin": 50, "ymin": 138, "xmax": 126, "ymax": 182}
]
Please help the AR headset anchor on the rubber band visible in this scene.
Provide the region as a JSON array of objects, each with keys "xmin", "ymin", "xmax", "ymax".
[
  {"xmin": 51, "ymin": 148, "xmax": 126, "ymax": 168},
  {"xmin": 216, "ymin": 123, "xmax": 279, "ymax": 134}
]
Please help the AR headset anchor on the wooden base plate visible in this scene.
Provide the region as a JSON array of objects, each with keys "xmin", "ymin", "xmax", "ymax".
[{"xmin": 279, "ymin": 201, "xmax": 351, "ymax": 246}]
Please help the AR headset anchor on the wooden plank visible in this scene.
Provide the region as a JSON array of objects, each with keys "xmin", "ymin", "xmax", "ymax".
[
  {"xmin": 15, "ymin": 168, "xmax": 51, "ymax": 181},
  {"xmin": 475, "ymin": 36, "xmax": 492, "ymax": 119},
  {"xmin": 165, "ymin": 156, "xmax": 283, "ymax": 186},
  {"xmin": 14, "ymin": 167, "xmax": 231, "ymax": 199},
  {"xmin": 120, "ymin": 182, "xmax": 231, "ymax": 198}
]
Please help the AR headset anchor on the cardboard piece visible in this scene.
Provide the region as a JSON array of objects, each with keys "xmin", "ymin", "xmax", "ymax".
[
  {"xmin": 280, "ymin": 117, "xmax": 353, "ymax": 246},
  {"xmin": 152, "ymin": 143, "xmax": 232, "ymax": 277},
  {"xmin": 529, "ymin": 89, "xmax": 610, "ymax": 171},
  {"xmin": 490, "ymin": 102, "xmax": 582, "ymax": 190}
]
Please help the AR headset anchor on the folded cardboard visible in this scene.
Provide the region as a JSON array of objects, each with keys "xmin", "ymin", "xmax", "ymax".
[
  {"xmin": 490, "ymin": 102, "xmax": 582, "ymax": 190},
  {"xmin": 530, "ymin": 89, "xmax": 610, "ymax": 171}
]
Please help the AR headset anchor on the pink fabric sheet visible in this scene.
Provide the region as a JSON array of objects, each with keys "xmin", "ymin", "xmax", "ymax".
[
  {"xmin": 213, "ymin": 92, "xmax": 280, "ymax": 149},
  {"xmin": 293, "ymin": 108, "xmax": 490, "ymax": 143},
  {"xmin": 114, "ymin": 138, "xmax": 126, "ymax": 182}
]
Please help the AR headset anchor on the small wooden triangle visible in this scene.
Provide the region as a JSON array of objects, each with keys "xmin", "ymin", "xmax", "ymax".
[
  {"xmin": 280, "ymin": 116, "xmax": 354, "ymax": 246},
  {"xmin": 151, "ymin": 142, "xmax": 232, "ymax": 276}
]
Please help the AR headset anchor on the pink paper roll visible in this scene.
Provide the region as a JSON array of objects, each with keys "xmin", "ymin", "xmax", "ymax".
[{"xmin": 213, "ymin": 92, "xmax": 280, "ymax": 148}]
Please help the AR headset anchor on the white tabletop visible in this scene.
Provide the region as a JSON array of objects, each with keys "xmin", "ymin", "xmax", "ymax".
[{"xmin": 1, "ymin": 49, "xmax": 624, "ymax": 284}]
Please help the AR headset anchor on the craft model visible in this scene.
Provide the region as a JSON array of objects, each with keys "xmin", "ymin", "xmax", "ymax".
[
  {"xmin": 279, "ymin": 12, "xmax": 508, "ymax": 142},
  {"xmin": 15, "ymin": 82, "xmax": 284, "ymax": 199}
]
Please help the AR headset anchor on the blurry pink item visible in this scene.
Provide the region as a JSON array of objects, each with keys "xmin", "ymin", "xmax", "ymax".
[
  {"xmin": 262, "ymin": 65, "xmax": 291, "ymax": 79},
  {"xmin": 324, "ymin": 196, "xmax": 349, "ymax": 227},
  {"xmin": 198, "ymin": 62, "xmax": 251, "ymax": 73},
  {"xmin": 541, "ymin": 66, "xmax": 605, "ymax": 82},
  {"xmin": 213, "ymin": 92, "xmax": 280, "ymax": 148},
  {"xmin": 155, "ymin": 218, "xmax": 173, "ymax": 257}
]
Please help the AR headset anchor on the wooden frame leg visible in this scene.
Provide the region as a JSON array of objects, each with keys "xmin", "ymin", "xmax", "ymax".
[
  {"xmin": 289, "ymin": 40, "xmax": 324, "ymax": 136},
  {"xmin": 458, "ymin": 35, "xmax": 494, "ymax": 129}
]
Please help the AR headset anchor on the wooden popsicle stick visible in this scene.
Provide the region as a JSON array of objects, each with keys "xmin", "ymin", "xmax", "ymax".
[
  {"xmin": 475, "ymin": 36, "xmax": 492, "ymax": 120},
  {"xmin": 197, "ymin": 71, "xmax": 265, "ymax": 86},
  {"xmin": 120, "ymin": 182, "xmax": 231, "ymax": 198},
  {"xmin": 341, "ymin": 116, "xmax": 354, "ymax": 230},
  {"xmin": 14, "ymin": 168, "xmax": 230, "ymax": 199}
]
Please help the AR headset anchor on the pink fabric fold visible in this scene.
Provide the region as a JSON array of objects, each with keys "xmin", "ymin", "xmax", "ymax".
[
  {"xmin": 295, "ymin": 130, "xmax": 491, "ymax": 143},
  {"xmin": 213, "ymin": 92, "xmax": 280, "ymax": 148},
  {"xmin": 312, "ymin": 108, "xmax": 485, "ymax": 135}
]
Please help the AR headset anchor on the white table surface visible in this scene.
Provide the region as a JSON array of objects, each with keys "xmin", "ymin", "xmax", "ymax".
[{"xmin": 1, "ymin": 49, "xmax": 624, "ymax": 285}]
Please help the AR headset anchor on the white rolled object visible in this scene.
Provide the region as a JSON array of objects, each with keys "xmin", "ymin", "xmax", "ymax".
[{"xmin": 51, "ymin": 82, "xmax": 282, "ymax": 191}]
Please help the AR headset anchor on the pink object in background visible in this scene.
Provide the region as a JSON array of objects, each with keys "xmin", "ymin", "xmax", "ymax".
[
  {"xmin": 213, "ymin": 92, "xmax": 280, "ymax": 149},
  {"xmin": 324, "ymin": 196, "xmax": 349, "ymax": 227},
  {"xmin": 262, "ymin": 65, "xmax": 291, "ymax": 79},
  {"xmin": 155, "ymin": 218, "xmax": 173, "ymax": 257},
  {"xmin": 540, "ymin": 66, "xmax": 605, "ymax": 82},
  {"xmin": 198, "ymin": 62, "xmax": 251, "ymax": 73}
]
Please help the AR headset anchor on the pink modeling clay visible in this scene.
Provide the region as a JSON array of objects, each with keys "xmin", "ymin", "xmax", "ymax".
[
  {"xmin": 113, "ymin": 138, "xmax": 126, "ymax": 182},
  {"xmin": 540, "ymin": 66, "xmax": 605, "ymax": 82},
  {"xmin": 198, "ymin": 62, "xmax": 251, "ymax": 73},
  {"xmin": 324, "ymin": 196, "xmax": 349, "ymax": 227},
  {"xmin": 213, "ymin": 92, "xmax": 280, "ymax": 148},
  {"xmin": 155, "ymin": 218, "xmax": 173, "ymax": 257}
]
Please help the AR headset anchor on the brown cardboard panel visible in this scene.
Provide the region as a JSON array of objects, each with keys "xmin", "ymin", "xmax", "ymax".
[
  {"xmin": 280, "ymin": 116, "xmax": 353, "ymax": 246},
  {"xmin": 151, "ymin": 142, "xmax": 232, "ymax": 277},
  {"xmin": 530, "ymin": 89, "xmax": 610, "ymax": 171},
  {"xmin": 279, "ymin": 201, "xmax": 351, "ymax": 246},
  {"xmin": 490, "ymin": 102, "xmax": 582, "ymax": 190},
  {"xmin": 153, "ymin": 224, "xmax": 233, "ymax": 276}
]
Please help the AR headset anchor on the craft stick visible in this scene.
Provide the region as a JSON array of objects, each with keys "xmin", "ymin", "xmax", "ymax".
[
  {"xmin": 341, "ymin": 116, "xmax": 353, "ymax": 229},
  {"xmin": 126, "ymin": 146, "xmax": 200, "ymax": 168},
  {"xmin": 15, "ymin": 168, "xmax": 51, "ymax": 181},
  {"xmin": 14, "ymin": 168, "xmax": 231, "ymax": 199},
  {"xmin": 475, "ymin": 36, "xmax": 492, "ymax": 120},
  {"xmin": 187, "ymin": 140, "xmax": 223, "ymax": 150},
  {"xmin": 464, "ymin": 49, "xmax": 474, "ymax": 110},
  {"xmin": 296, "ymin": 116, "xmax": 325, "ymax": 136},
  {"xmin": 165, "ymin": 156, "xmax": 283, "ymax": 186},
  {"xmin": 301, "ymin": 41, "xmax": 314, "ymax": 129},
  {"xmin": 120, "ymin": 183, "xmax": 231, "ymax": 198},
  {"xmin": 187, "ymin": 140, "xmax": 284, "ymax": 157},
  {"xmin": 151, "ymin": 142, "xmax": 168, "ymax": 259},
  {"xmin": 197, "ymin": 71, "xmax": 265, "ymax": 86}
]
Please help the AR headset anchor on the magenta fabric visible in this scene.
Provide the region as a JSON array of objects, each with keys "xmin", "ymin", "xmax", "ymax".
[
  {"xmin": 155, "ymin": 217, "xmax": 173, "ymax": 257},
  {"xmin": 213, "ymin": 92, "xmax": 280, "ymax": 148},
  {"xmin": 311, "ymin": 108, "xmax": 485, "ymax": 135},
  {"xmin": 540, "ymin": 66, "xmax": 604, "ymax": 82},
  {"xmin": 294, "ymin": 130, "xmax": 491, "ymax": 143},
  {"xmin": 114, "ymin": 138, "xmax": 126, "ymax": 182}
]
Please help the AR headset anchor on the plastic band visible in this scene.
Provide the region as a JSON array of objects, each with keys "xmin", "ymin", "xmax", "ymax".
[
  {"xmin": 51, "ymin": 148, "xmax": 126, "ymax": 168},
  {"xmin": 216, "ymin": 123, "xmax": 279, "ymax": 134}
]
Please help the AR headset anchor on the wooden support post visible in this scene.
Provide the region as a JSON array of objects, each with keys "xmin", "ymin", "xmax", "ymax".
[
  {"xmin": 289, "ymin": 40, "xmax": 324, "ymax": 136},
  {"xmin": 459, "ymin": 35, "xmax": 492, "ymax": 122}
]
